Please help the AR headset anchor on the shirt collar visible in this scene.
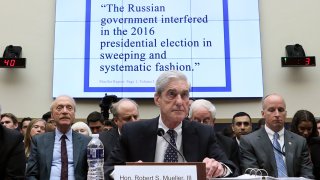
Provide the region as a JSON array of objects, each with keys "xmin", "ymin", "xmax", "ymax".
[
  {"xmin": 158, "ymin": 115, "xmax": 182, "ymax": 133},
  {"xmin": 265, "ymin": 124, "xmax": 285, "ymax": 137},
  {"xmin": 55, "ymin": 128, "xmax": 72, "ymax": 140}
]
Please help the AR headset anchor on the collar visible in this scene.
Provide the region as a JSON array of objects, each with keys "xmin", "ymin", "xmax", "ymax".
[
  {"xmin": 158, "ymin": 115, "xmax": 182, "ymax": 134},
  {"xmin": 265, "ymin": 124, "xmax": 285, "ymax": 138},
  {"xmin": 55, "ymin": 128, "xmax": 72, "ymax": 140}
]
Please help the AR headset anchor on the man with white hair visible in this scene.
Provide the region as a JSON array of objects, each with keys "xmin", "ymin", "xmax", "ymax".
[
  {"xmin": 105, "ymin": 71, "xmax": 239, "ymax": 179},
  {"xmin": 189, "ymin": 99, "xmax": 240, "ymax": 172}
]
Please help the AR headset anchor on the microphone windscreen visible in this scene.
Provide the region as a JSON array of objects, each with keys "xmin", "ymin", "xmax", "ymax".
[{"xmin": 157, "ymin": 128, "xmax": 165, "ymax": 136}]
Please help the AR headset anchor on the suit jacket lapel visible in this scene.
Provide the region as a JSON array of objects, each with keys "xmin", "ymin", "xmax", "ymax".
[
  {"xmin": 45, "ymin": 132, "xmax": 55, "ymax": 175},
  {"xmin": 284, "ymin": 130, "xmax": 294, "ymax": 177},
  {"xmin": 72, "ymin": 131, "xmax": 83, "ymax": 169},
  {"xmin": 181, "ymin": 120, "xmax": 199, "ymax": 162},
  {"xmin": 259, "ymin": 128, "xmax": 277, "ymax": 173},
  {"xmin": 141, "ymin": 118, "xmax": 158, "ymax": 161}
]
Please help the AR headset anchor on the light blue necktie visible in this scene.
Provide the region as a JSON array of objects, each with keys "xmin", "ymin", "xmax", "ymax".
[
  {"xmin": 273, "ymin": 132, "xmax": 287, "ymax": 177},
  {"xmin": 164, "ymin": 129, "xmax": 178, "ymax": 162}
]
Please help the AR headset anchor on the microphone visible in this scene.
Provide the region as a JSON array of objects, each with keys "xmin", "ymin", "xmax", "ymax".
[{"xmin": 157, "ymin": 128, "xmax": 187, "ymax": 162}]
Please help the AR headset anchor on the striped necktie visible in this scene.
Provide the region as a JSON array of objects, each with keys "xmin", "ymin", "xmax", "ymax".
[{"xmin": 272, "ymin": 132, "xmax": 287, "ymax": 177}]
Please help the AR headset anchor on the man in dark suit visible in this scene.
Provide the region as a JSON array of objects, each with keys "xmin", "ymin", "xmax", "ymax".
[
  {"xmin": 240, "ymin": 93, "xmax": 314, "ymax": 178},
  {"xmin": 26, "ymin": 95, "xmax": 91, "ymax": 179},
  {"xmin": 189, "ymin": 99, "xmax": 240, "ymax": 172},
  {"xmin": 99, "ymin": 98, "xmax": 139, "ymax": 160},
  {"xmin": 0, "ymin": 105, "xmax": 26, "ymax": 179},
  {"xmin": 105, "ymin": 71, "xmax": 239, "ymax": 179}
]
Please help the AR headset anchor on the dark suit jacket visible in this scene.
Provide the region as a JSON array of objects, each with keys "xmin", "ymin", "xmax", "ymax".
[
  {"xmin": 239, "ymin": 127, "xmax": 314, "ymax": 178},
  {"xmin": 99, "ymin": 128, "xmax": 120, "ymax": 161},
  {"xmin": 0, "ymin": 125, "xmax": 26, "ymax": 179},
  {"xmin": 26, "ymin": 131, "xmax": 91, "ymax": 180},
  {"xmin": 309, "ymin": 136, "xmax": 320, "ymax": 179},
  {"xmin": 105, "ymin": 117, "xmax": 239, "ymax": 178},
  {"xmin": 216, "ymin": 133, "xmax": 240, "ymax": 171}
]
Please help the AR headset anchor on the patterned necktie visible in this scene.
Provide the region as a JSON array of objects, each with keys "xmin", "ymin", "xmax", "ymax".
[
  {"xmin": 272, "ymin": 132, "xmax": 287, "ymax": 177},
  {"xmin": 164, "ymin": 129, "xmax": 178, "ymax": 162},
  {"xmin": 61, "ymin": 134, "xmax": 68, "ymax": 180}
]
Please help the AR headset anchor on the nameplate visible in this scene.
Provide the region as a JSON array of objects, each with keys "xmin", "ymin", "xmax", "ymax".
[{"xmin": 114, "ymin": 165, "xmax": 197, "ymax": 180}]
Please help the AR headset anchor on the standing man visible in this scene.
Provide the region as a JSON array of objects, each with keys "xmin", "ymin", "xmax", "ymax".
[
  {"xmin": 0, "ymin": 105, "xmax": 26, "ymax": 179},
  {"xmin": 240, "ymin": 93, "xmax": 314, "ymax": 178},
  {"xmin": 26, "ymin": 95, "xmax": 91, "ymax": 179},
  {"xmin": 99, "ymin": 98, "xmax": 139, "ymax": 160},
  {"xmin": 106, "ymin": 71, "xmax": 238, "ymax": 179},
  {"xmin": 231, "ymin": 112, "xmax": 252, "ymax": 145},
  {"xmin": 189, "ymin": 99, "xmax": 240, "ymax": 171}
]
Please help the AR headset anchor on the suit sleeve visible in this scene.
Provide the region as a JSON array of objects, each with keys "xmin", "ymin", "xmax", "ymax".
[
  {"xmin": 239, "ymin": 135, "xmax": 260, "ymax": 174},
  {"xmin": 208, "ymin": 129, "xmax": 239, "ymax": 177},
  {"xmin": 6, "ymin": 132, "xmax": 26, "ymax": 179},
  {"xmin": 25, "ymin": 136, "xmax": 40, "ymax": 179},
  {"xmin": 299, "ymin": 139, "xmax": 314, "ymax": 179}
]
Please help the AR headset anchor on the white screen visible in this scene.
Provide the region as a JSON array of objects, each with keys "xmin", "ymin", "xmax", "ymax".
[{"xmin": 53, "ymin": 0, "xmax": 263, "ymax": 98}]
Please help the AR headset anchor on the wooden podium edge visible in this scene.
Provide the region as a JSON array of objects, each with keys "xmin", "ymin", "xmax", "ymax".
[{"xmin": 126, "ymin": 162, "xmax": 206, "ymax": 180}]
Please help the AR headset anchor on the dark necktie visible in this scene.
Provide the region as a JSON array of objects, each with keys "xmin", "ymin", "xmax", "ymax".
[
  {"xmin": 164, "ymin": 129, "xmax": 178, "ymax": 162},
  {"xmin": 61, "ymin": 134, "xmax": 68, "ymax": 180},
  {"xmin": 272, "ymin": 132, "xmax": 287, "ymax": 177}
]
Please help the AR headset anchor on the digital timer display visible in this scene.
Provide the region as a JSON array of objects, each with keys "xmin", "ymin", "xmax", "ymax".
[
  {"xmin": 0, "ymin": 58, "xmax": 26, "ymax": 68},
  {"xmin": 281, "ymin": 56, "xmax": 316, "ymax": 67}
]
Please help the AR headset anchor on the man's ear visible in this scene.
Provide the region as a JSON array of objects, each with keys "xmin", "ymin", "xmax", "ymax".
[{"xmin": 154, "ymin": 93, "xmax": 160, "ymax": 107}]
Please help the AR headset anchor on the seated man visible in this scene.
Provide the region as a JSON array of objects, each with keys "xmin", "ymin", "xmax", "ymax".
[
  {"xmin": 99, "ymin": 98, "xmax": 139, "ymax": 160},
  {"xmin": 26, "ymin": 95, "xmax": 91, "ymax": 179},
  {"xmin": 105, "ymin": 71, "xmax": 239, "ymax": 179},
  {"xmin": 239, "ymin": 93, "xmax": 314, "ymax": 178},
  {"xmin": 231, "ymin": 112, "xmax": 252, "ymax": 145},
  {"xmin": 189, "ymin": 99, "xmax": 240, "ymax": 171}
]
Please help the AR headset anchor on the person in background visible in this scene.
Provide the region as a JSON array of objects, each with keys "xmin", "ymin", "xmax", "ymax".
[
  {"xmin": 105, "ymin": 71, "xmax": 239, "ymax": 179},
  {"xmin": 87, "ymin": 111, "xmax": 104, "ymax": 134},
  {"xmin": 1, "ymin": 112, "xmax": 19, "ymax": 130},
  {"xmin": 24, "ymin": 119, "xmax": 46, "ymax": 159},
  {"xmin": 100, "ymin": 98, "xmax": 139, "ymax": 161},
  {"xmin": 20, "ymin": 117, "xmax": 32, "ymax": 136},
  {"xmin": 240, "ymin": 93, "xmax": 314, "ymax": 178},
  {"xmin": 0, "ymin": 104, "xmax": 26, "ymax": 179},
  {"xmin": 189, "ymin": 99, "xmax": 240, "ymax": 172},
  {"xmin": 316, "ymin": 117, "xmax": 320, "ymax": 136},
  {"xmin": 103, "ymin": 119, "xmax": 115, "ymax": 131},
  {"xmin": 26, "ymin": 95, "xmax": 91, "ymax": 179},
  {"xmin": 42, "ymin": 111, "xmax": 56, "ymax": 132},
  {"xmin": 71, "ymin": 121, "xmax": 92, "ymax": 136},
  {"xmin": 231, "ymin": 112, "xmax": 252, "ymax": 144},
  {"xmin": 290, "ymin": 109, "xmax": 319, "ymax": 179},
  {"xmin": 256, "ymin": 118, "xmax": 265, "ymax": 130}
]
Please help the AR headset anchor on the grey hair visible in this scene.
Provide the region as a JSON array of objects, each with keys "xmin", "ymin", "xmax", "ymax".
[
  {"xmin": 50, "ymin": 95, "xmax": 76, "ymax": 112},
  {"xmin": 110, "ymin": 98, "xmax": 139, "ymax": 118},
  {"xmin": 155, "ymin": 70, "xmax": 190, "ymax": 95},
  {"xmin": 71, "ymin": 121, "xmax": 92, "ymax": 136},
  {"xmin": 189, "ymin": 99, "xmax": 216, "ymax": 119}
]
